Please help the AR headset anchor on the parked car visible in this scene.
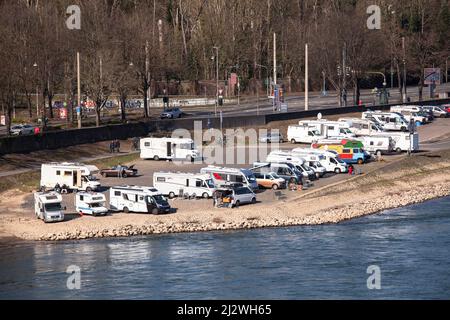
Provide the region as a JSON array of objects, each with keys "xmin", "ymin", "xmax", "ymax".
[
  {"xmin": 441, "ymin": 104, "xmax": 450, "ymax": 113},
  {"xmin": 253, "ymin": 172, "xmax": 286, "ymax": 190},
  {"xmin": 100, "ymin": 165, "xmax": 138, "ymax": 178},
  {"xmin": 421, "ymin": 106, "xmax": 448, "ymax": 118},
  {"xmin": 259, "ymin": 132, "xmax": 285, "ymax": 143},
  {"xmin": 160, "ymin": 107, "xmax": 182, "ymax": 119},
  {"xmin": 230, "ymin": 186, "xmax": 257, "ymax": 208},
  {"xmin": 10, "ymin": 124, "xmax": 34, "ymax": 136}
]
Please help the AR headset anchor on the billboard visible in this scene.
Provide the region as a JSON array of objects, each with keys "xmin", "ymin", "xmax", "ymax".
[{"xmin": 424, "ymin": 68, "xmax": 441, "ymax": 85}]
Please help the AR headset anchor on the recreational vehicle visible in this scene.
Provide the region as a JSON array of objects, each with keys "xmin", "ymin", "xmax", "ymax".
[
  {"xmin": 34, "ymin": 192, "xmax": 65, "ymax": 223},
  {"xmin": 362, "ymin": 111, "xmax": 409, "ymax": 131},
  {"xmin": 287, "ymin": 125, "xmax": 325, "ymax": 144},
  {"xmin": 140, "ymin": 137, "xmax": 200, "ymax": 161},
  {"xmin": 265, "ymin": 150, "xmax": 317, "ymax": 180},
  {"xmin": 40, "ymin": 163, "xmax": 101, "ymax": 192},
  {"xmin": 312, "ymin": 140, "xmax": 369, "ymax": 164},
  {"xmin": 75, "ymin": 192, "xmax": 108, "ymax": 216},
  {"xmin": 388, "ymin": 132, "xmax": 420, "ymax": 152},
  {"xmin": 358, "ymin": 136, "xmax": 393, "ymax": 155},
  {"xmin": 251, "ymin": 162, "xmax": 304, "ymax": 184},
  {"xmin": 200, "ymin": 166, "xmax": 258, "ymax": 190},
  {"xmin": 298, "ymin": 120, "xmax": 356, "ymax": 138},
  {"xmin": 390, "ymin": 107, "xmax": 427, "ymax": 125},
  {"xmin": 338, "ymin": 118, "xmax": 385, "ymax": 136},
  {"xmin": 153, "ymin": 172, "xmax": 215, "ymax": 199},
  {"xmin": 291, "ymin": 148, "xmax": 348, "ymax": 174},
  {"xmin": 109, "ymin": 186, "xmax": 171, "ymax": 214}
]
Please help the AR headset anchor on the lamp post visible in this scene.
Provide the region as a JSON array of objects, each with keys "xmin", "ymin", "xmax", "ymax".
[
  {"xmin": 33, "ymin": 63, "xmax": 39, "ymax": 118},
  {"xmin": 212, "ymin": 46, "xmax": 219, "ymax": 117}
]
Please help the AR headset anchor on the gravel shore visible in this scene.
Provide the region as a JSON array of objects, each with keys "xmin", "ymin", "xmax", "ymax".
[{"xmin": 1, "ymin": 151, "xmax": 450, "ymax": 241}]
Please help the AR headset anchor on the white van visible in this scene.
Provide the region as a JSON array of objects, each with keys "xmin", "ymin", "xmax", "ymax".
[
  {"xmin": 358, "ymin": 136, "xmax": 393, "ymax": 155},
  {"xmin": 387, "ymin": 132, "xmax": 419, "ymax": 152},
  {"xmin": 362, "ymin": 111, "xmax": 409, "ymax": 131},
  {"xmin": 200, "ymin": 166, "xmax": 258, "ymax": 190},
  {"xmin": 153, "ymin": 172, "xmax": 215, "ymax": 199},
  {"xmin": 266, "ymin": 150, "xmax": 318, "ymax": 180},
  {"xmin": 140, "ymin": 137, "xmax": 200, "ymax": 161},
  {"xmin": 390, "ymin": 107, "xmax": 427, "ymax": 124},
  {"xmin": 109, "ymin": 186, "xmax": 171, "ymax": 214},
  {"xmin": 34, "ymin": 192, "xmax": 65, "ymax": 223},
  {"xmin": 292, "ymin": 148, "xmax": 348, "ymax": 174},
  {"xmin": 40, "ymin": 163, "xmax": 101, "ymax": 192},
  {"xmin": 287, "ymin": 125, "xmax": 325, "ymax": 144},
  {"xmin": 338, "ymin": 118, "xmax": 385, "ymax": 136},
  {"xmin": 75, "ymin": 192, "xmax": 108, "ymax": 216}
]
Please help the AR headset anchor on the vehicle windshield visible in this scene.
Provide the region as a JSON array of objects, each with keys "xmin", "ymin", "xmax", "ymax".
[
  {"xmin": 301, "ymin": 164, "xmax": 311, "ymax": 171},
  {"xmin": 247, "ymin": 174, "xmax": 257, "ymax": 183},
  {"xmin": 271, "ymin": 173, "xmax": 281, "ymax": 179},
  {"xmin": 312, "ymin": 130, "xmax": 321, "ymax": 136},
  {"xmin": 45, "ymin": 203, "xmax": 62, "ymax": 212},
  {"xmin": 313, "ymin": 161, "xmax": 323, "ymax": 168},
  {"xmin": 206, "ymin": 179, "xmax": 215, "ymax": 188},
  {"xmin": 150, "ymin": 195, "xmax": 168, "ymax": 205},
  {"xmin": 335, "ymin": 157, "xmax": 346, "ymax": 164},
  {"xmin": 90, "ymin": 202, "xmax": 104, "ymax": 208},
  {"xmin": 343, "ymin": 128, "xmax": 352, "ymax": 134}
]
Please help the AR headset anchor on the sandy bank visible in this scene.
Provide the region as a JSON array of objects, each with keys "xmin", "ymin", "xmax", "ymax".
[{"xmin": 1, "ymin": 150, "xmax": 450, "ymax": 241}]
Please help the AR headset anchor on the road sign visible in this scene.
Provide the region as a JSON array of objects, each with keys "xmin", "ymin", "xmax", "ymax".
[
  {"xmin": 0, "ymin": 115, "xmax": 5, "ymax": 126},
  {"xmin": 424, "ymin": 68, "xmax": 441, "ymax": 85},
  {"xmin": 76, "ymin": 106, "xmax": 81, "ymax": 114}
]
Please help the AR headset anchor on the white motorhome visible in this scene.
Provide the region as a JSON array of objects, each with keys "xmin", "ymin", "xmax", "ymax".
[
  {"xmin": 292, "ymin": 148, "xmax": 348, "ymax": 174},
  {"xmin": 109, "ymin": 186, "xmax": 171, "ymax": 214},
  {"xmin": 140, "ymin": 137, "xmax": 200, "ymax": 161},
  {"xmin": 358, "ymin": 136, "xmax": 393, "ymax": 155},
  {"xmin": 338, "ymin": 118, "xmax": 385, "ymax": 136},
  {"xmin": 287, "ymin": 125, "xmax": 325, "ymax": 144},
  {"xmin": 40, "ymin": 163, "xmax": 101, "ymax": 192},
  {"xmin": 75, "ymin": 192, "xmax": 108, "ymax": 216},
  {"xmin": 362, "ymin": 111, "xmax": 409, "ymax": 132},
  {"xmin": 387, "ymin": 132, "xmax": 420, "ymax": 152},
  {"xmin": 34, "ymin": 192, "xmax": 65, "ymax": 223},
  {"xmin": 390, "ymin": 106, "xmax": 427, "ymax": 124},
  {"xmin": 153, "ymin": 172, "xmax": 215, "ymax": 199},
  {"xmin": 266, "ymin": 150, "xmax": 318, "ymax": 179},
  {"xmin": 298, "ymin": 120, "xmax": 356, "ymax": 138},
  {"xmin": 200, "ymin": 166, "xmax": 258, "ymax": 190}
]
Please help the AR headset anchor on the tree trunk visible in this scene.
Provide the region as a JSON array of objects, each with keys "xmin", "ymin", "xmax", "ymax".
[
  {"xmin": 5, "ymin": 103, "xmax": 12, "ymax": 136},
  {"xmin": 143, "ymin": 81, "xmax": 149, "ymax": 119},
  {"xmin": 120, "ymin": 96, "xmax": 127, "ymax": 122},
  {"xmin": 48, "ymin": 93, "xmax": 54, "ymax": 119},
  {"xmin": 419, "ymin": 79, "xmax": 423, "ymax": 101}
]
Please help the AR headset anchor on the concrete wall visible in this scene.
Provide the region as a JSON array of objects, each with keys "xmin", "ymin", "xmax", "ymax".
[{"xmin": 1, "ymin": 98, "xmax": 449, "ymax": 156}]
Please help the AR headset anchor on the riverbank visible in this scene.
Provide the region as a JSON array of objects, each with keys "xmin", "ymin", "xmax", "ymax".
[{"xmin": 1, "ymin": 149, "xmax": 450, "ymax": 241}]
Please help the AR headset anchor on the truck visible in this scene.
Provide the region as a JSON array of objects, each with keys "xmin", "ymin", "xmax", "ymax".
[
  {"xmin": 153, "ymin": 172, "xmax": 215, "ymax": 199},
  {"xmin": 287, "ymin": 125, "xmax": 326, "ymax": 144},
  {"xmin": 109, "ymin": 186, "xmax": 171, "ymax": 214},
  {"xmin": 75, "ymin": 192, "xmax": 108, "ymax": 216},
  {"xmin": 140, "ymin": 137, "xmax": 200, "ymax": 161},
  {"xmin": 40, "ymin": 163, "xmax": 101, "ymax": 192},
  {"xmin": 362, "ymin": 111, "xmax": 409, "ymax": 132},
  {"xmin": 292, "ymin": 148, "xmax": 348, "ymax": 174},
  {"xmin": 200, "ymin": 166, "xmax": 258, "ymax": 190},
  {"xmin": 34, "ymin": 191, "xmax": 65, "ymax": 223}
]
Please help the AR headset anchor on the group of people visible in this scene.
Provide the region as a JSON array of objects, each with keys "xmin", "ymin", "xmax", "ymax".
[{"xmin": 109, "ymin": 140, "xmax": 121, "ymax": 153}]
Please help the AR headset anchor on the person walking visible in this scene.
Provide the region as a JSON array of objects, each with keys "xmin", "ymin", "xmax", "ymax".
[
  {"xmin": 116, "ymin": 140, "xmax": 121, "ymax": 153},
  {"xmin": 348, "ymin": 164, "xmax": 354, "ymax": 175},
  {"xmin": 109, "ymin": 141, "xmax": 114, "ymax": 153}
]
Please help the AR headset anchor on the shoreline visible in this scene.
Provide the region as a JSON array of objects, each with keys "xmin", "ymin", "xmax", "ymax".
[{"xmin": 1, "ymin": 149, "xmax": 450, "ymax": 242}]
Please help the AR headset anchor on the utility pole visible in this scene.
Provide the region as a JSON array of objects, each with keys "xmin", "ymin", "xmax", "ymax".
[
  {"xmin": 77, "ymin": 52, "xmax": 81, "ymax": 129},
  {"xmin": 213, "ymin": 46, "xmax": 219, "ymax": 116},
  {"xmin": 145, "ymin": 40, "xmax": 150, "ymax": 117},
  {"xmin": 273, "ymin": 33, "xmax": 277, "ymax": 85},
  {"xmin": 402, "ymin": 37, "xmax": 407, "ymax": 102},
  {"xmin": 305, "ymin": 43, "xmax": 309, "ymax": 111},
  {"xmin": 342, "ymin": 43, "xmax": 347, "ymax": 107}
]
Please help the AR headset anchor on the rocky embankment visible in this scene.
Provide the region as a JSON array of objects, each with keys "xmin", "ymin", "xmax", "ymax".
[{"xmin": 38, "ymin": 182, "xmax": 450, "ymax": 241}]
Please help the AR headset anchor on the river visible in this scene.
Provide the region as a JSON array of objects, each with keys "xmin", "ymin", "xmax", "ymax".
[{"xmin": 1, "ymin": 197, "xmax": 450, "ymax": 299}]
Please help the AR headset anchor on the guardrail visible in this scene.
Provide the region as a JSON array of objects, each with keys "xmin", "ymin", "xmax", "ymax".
[{"xmin": 1, "ymin": 98, "xmax": 449, "ymax": 156}]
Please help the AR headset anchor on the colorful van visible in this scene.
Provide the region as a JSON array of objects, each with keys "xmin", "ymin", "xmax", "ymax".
[{"xmin": 312, "ymin": 139, "xmax": 369, "ymax": 164}]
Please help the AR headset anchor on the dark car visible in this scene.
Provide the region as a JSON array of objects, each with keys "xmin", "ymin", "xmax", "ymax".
[{"xmin": 100, "ymin": 165, "xmax": 138, "ymax": 178}]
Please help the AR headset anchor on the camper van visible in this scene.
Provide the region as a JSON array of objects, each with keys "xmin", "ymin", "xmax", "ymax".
[
  {"xmin": 292, "ymin": 148, "xmax": 348, "ymax": 174},
  {"xmin": 390, "ymin": 106, "xmax": 427, "ymax": 125},
  {"xmin": 153, "ymin": 172, "xmax": 215, "ymax": 199},
  {"xmin": 298, "ymin": 120, "xmax": 356, "ymax": 139},
  {"xmin": 266, "ymin": 150, "xmax": 318, "ymax": 180},
  {"xmin": 287, "ymin": 125, "xmax": 325, "ymax": 144},
  {"xmin": 312, "ymin": 140, "xmax": 369, "ymax": 164},
  {"xmin": 387, "ymin": 132, "xmax": 420, "ymax": 152},
  {"xmin": 251, "ymin": 162, "xmax": 304, "ymax": 184},
  {"xmin": 34, "ymin": 192, "xmax": 65, "ymax": 223},
  {"xmin": 338, "ymin": 118, "xmax": 385, "ymax": 136},
  {"xmin": 362, "ymin": 111, "xmax": 409, "ymax": 132},
  {"xmin": 200, "ymin": 166, "xmax": 258, "ymax": 190},
  {"xmin": 75, "ymin": 192, "xmax": 108, "ymax": 216},
  {"xmin": 140, "ymin": 137, "xmax": 200, "ymax": 161},
  {"xmin": 109, "ymin": 186, "xmax": 171, "ymax": 214},
  {"xmin": 40, "ymin": 163, "xmax": 101, "ymax": 192},
  {"xmin": 358, "ymin": 136, "xmax": 393, "ymax": 155}
]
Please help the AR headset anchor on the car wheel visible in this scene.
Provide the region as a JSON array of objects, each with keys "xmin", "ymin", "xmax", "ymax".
[
  {"xmin": 122, "ymin": 172, "xmax": 128, "ymax": 178},
  {"xmin": 234, "ymin": 201, "xmax": 240, "ymax": 208},
  {"xmin": 401, "ymin": 126, "xmax": 407, "ymax": 132},
  {"xmin": 272, "ymin": 184, "xmax": 279, "ymax": 190},
  {"xmin": 334, "ymin": 168, "xmax": 341, "ymax": 174},
  {"xmin": 202, "ymin": 192, "xmax": 209, "ymax": 199},
  {"xmin": 168, "ymin": 192, "xmax": 176, "ymax": 199},
  {"xmin": 153, "ymin": 155, "xmax": 160, "ymax": 161},
  {"xmin": 186, "ymin": 155, "xmax": 192, "ymax": 162},
  {"xmin": 101, "ymin": 172, "xmax": 107, "ymax": 177},
  {"xmin": 251, "ymin": 198, "xmax": 256, "ymax": 204},
  {"xmin": 357, "ymin": 158, "xmax": 364, "ymax": 165},
  {"xmin": 86, "ymin": 187, "xmax": 92, "ymax": 192},
  {"xmin": 123, "ymin": 207, "xmax": 129, "ymax": 213},
  {"xmin": 291, "ymin": 139, "xmax": 296, "ymax": 144},
  {"xmin": 151, "ymin": 208, "xmax": 159, "ymax": 215},
  {"xmin": 54, "ymin": 184, "xmax": 61, "ymax": 193},
  {"xmin": 396, "ymin": 148, "xmax": 402, "ymax": 153}
]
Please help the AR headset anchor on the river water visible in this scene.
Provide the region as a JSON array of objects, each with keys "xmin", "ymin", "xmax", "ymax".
[{"xmin": 1, "ymin": 197, "xmax": 450, "ymax": 300}]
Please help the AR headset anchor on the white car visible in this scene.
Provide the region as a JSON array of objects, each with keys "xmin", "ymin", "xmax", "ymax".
[
  {"xmin": 160, "ymin": 107, "xmax": 182, "ymax": 119},
  {"xmin": 228, "ymin": 186, "xmax": 257, "ymax": 208},
  {"xmin": 11, "ymin": 124, "xmax": 34, "ymax": 136}
]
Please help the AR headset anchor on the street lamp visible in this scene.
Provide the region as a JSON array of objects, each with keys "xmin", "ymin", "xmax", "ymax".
[
  {"xmin": 212, "ymin": 46, "xmax": 219, "ymax": 116},
  {"xmin": 33, "ymin": 63, "xmax": 39, "ymax": 118}
]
